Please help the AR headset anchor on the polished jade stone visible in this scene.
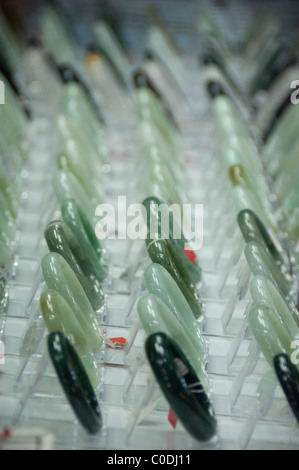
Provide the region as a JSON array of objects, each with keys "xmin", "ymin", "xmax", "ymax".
[
  {"xmin": 281, "ymin": 182, "xmax": 299, "ymax": 215},
  {"xmin": 137, "ymin": 294, "xmax": 210, "ymax": 391},
  {"xmin": 56, "ymin": 114, "xmax": 105, "ymax": 182},
  {"xmin": 146, "ymin": 159, "xmax": 183, "ymax": 207},
  {"xmin": 142, "ymin": 196, "xmax": 202, "ymax": 284},
  {"xmin": 146, "ymin": 237, "xmax": 202, "ymax": 318},
  {"xmin": 61, "ymin": 199, "xmax": 108, "ymax": 283},
  {"xmin": 47, "ymin": 332, "xmax": 102, "ymax": 435},
  {"xmin": 53, "ymin": 169, "xmax": 96, "ymax": 225},
  {"xmin": 232, "ymin": 185, "xmax": 278, "ymax": 235},
  {"xmin": 41, "ymin": 252, "xmax": 103, "ymax": 351},
  {"xmin": 63, "ymin": 83, "xmax": 110, "ymax": 166},
  {"xmin": 285, "ymin": 208, "xmax": 299, "ymax": 244},
  {"xmin": 244, "ymin": 241, "xmax": 295, "ymax": 300},
  {"xmin": 144, "ymin": 263, "xmax": 206, "ymax": 356},
  {"xmin": 44, "ymin": 220, "xmax": 105, "ymax": 311},
  {"xmin": 237, "ymin": 209, "xmax": 286, "ymax": 267},
  {"xmin": 142, "ymin": 142, "xmax": 182, "ymax": 187},
  {"xmin": 145, "ymin": 332, "xmax": 217, "ymax": 442},
  {"xmin": 274, "ymin": 354, "xmax": 299, "ymax": 423},
  {"xmin": 135, "ymin": 87, "xmax": 181, "ymax": 159},
  {"xmin": 57, "ymin": 153, "xmax": 105, "ymax": 206},
  {"xmin": 250, "ymin": 275, "xmax": 299, "ymax": 339},
  {"xmin": 248, "ymin": 305, "xmax": 294, "ymax": 366},
  {"xmin": 40, "ymin": 289, "xmax": 100, "ymax": 388}
]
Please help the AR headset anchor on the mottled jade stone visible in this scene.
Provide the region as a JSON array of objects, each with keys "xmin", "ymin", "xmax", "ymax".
[
  {"xmin": 41, "ymin": 252, "xmax": 103, "ymax": 351},
  {"xmin": 0, "ymin": 162, "xmax": 19, "ymax": 219},
  {"xmin": 142, "ymin": 196, "xmax": 202, "ymax": 284},
  {"xmin": 144, "ymin": 263, "xmax": 206, "ymax": 356},
  {"xmin": 244, "ymin": 241, "xmax": 295, "ymax": 300},
  {"xmin": 250, "ymin": 275, "xmax": 299, "ymax": 338},
  {"xmin": 137, "ymin": 294, "xmax": 209, "ymax": 391},
  {"xmin": 145, "ymin": 236, "xmax": 202, "ymax": 318},
  {"xmin": 40, "ymin": 289, "xmax": 100, "ymax": 388},
  {"xmin": 145, "ymin": 332, "xmax": 217, "ymax": 442},
  {"xmin": 61, "ymin": 199, "xmax": 108, "ymax": 283},
  {"xmin": 44, "ymin": 220, "xmax": 105, "ymax": 311},
  {"xmin": 248, "ymin": 305, "xmax": 294, "ymax": 366},
  {"xmin": 274, "ymin": 354, "xmax": 299, "ymax": 423},
  {"xmin": 57, "ymin": 153, "xmax": 105, "ymax": 206},
  {"xmin": 48, "ymin": 332, "xmax": 102, "ymax": 435},
  {"xmin": 238, "ymin": 209, "xmax": 286, "ymax": 267},
  {"xmin": 53, "ymin": 169, "xmax": 96, "ymax": 225}
]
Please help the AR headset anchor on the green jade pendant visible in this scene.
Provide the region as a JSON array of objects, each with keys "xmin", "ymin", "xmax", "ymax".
[
  {"xmin": 44, "ymin": 220, "xmax": 105, "ymax": 311},
  {"xmin": 41, "ymin": 289, "xmax": 100, "ymax": 388},
  {"xmin": 41, "ymin": 252, "xmax": 103, "ymax": 351},
  {"xmin": 137, "ymin": 293, "xmax": 210, "ymax": 391}
]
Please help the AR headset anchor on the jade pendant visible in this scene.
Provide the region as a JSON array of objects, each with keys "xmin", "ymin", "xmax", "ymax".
[
  {"xmin": 274, "ymin": 354, "xmax": 299, "ymax": 423},
  {"xmin": 40, "ymin": 289, "xmax": 100, "ymax": 388},
  {"xmin": 145, "ymin": 332, "xmax": 217, "ymax": 442},
  {"xmin": 61, "ymin": 198, "xmax": 108, "ymax": 282},
  {"xmin": 248, "ymin": 305, "xmax": 294, "ymax": 366},
  {"xmin": 137, "ymin": 294, "xmax": 209, "ymax": 391},
  {"xmin": 144, "ymin": 263, "xmax": 206, "ymax": 356},
  {"xmin": 41, "ymin": 252, "xmax": 103, "ymax": 351},
  {"xmin": 44, "ymin": 220, "xmax": 105, "ymax": 311},
  {"xmin": 146, "ymin": 236, "xmax": 202, "ymax": 318}
]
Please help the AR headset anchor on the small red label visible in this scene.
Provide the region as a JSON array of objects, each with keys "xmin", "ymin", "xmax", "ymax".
[
  {"xmin": 106, "ymin": 337, "xmax": 128, "ymax": 348},
  {"xmin": 184, "ymin": 249, "xmax": 197, "ymax": 263},
  {"xmin": 168, "ymin": 408, "xmax": 178, "ymax": 428}
]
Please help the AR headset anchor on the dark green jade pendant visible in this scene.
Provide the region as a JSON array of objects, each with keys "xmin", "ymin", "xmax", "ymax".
[
  {"xmin": 146, "ymin": 236, "xmax": 203, "ymax": 319},
  {"xmin": 61, "ymin": 198, "xmax": 109, "ymax": 283},
  {"xmin": 145, "ymin": 332, "xmax": 217, "ymax": 442},
  {"xmin": 274, "ymin": 354, "xmax": 299, "ymax": 423},
  {"xmin": 238, "ymin": 209, "xmax": 286, "ymax": 268},
  {"xmin": 44, "ymin": 220, "xmax": 105, "ymax": 311},
  {"xmin": 48, "ymin": 332, "xmax": 103, "ymax": 434}
]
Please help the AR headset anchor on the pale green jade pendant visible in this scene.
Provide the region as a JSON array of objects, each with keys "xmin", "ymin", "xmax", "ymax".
[
  {"xmin": 53, "ymin": 169, "xmax": 96, "ymax": 225},
  {"xmin": 44, "ymin": 220, "xmax": 105, "ymax": 311},
  {"xmin": 61, "ymin": 199, "xmax": 109, "ymax": 283},
  {"xmin": 0, "ymin": 237, "xmax": 12, "ymax": 268},
  {"xmin": 57, "ymin": 153, "xmax": 105, "ymax": 206},
  {"xmin": 248, "ymin": 305, "xmax": 295, "ymax": 367},
  {"xmin": 244, "ymin": 241, "xmax": 296, "ymax": 301},
  {"xmin": 40, "ymin": 289, "xmax": 100, "ymax": 388},
  {"xmin": 144, "ymin": 263, "xmax": 206, "ymax": 357},
  {"xmin": 250, "ymin": 275, "xmax": 299, "ymax": 338},
  {"xmin": 137, "ymin": 293, "xmax": 210, "ymax": 393},
  {"xmin": 41, "ymin": 252, "xmax": 103, "ymax": 351}
]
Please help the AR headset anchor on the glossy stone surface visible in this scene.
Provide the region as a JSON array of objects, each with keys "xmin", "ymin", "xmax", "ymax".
[
  {"xmin": 44, "ymin": 220, "xmax": 105, "ymax": 311},
  {"xmin": 145, "ymin": 332, "xmax": 217, "ymax": 442},
  {"xmin": 244, "ymin": 241, "xmax": 295, "ymax": 300},
  {"xmin": 48, "ymin": 332, "xmax": 102, "ymax": 434},
  {"xmin": 250, "ymin": 275, "xmax": 299, "ymax": 338},
  {"xmin": 238, "ymin": 209, "xmax": 286, "ymax": 267},
  {"xmin": 248, "ymin": 305, "xmax": 294, "ymax": 366},
  {"xmin": 145, "ymin": 236, "xmax": 202, "ymax": 318},
  {"xmin": 40, "ymin": 289, "xmax": 100, "ymax": 388},
  {"xmin": 61, "ymin": 198, "xmax": 108, "ymax": 283},
  {"xmin": 137, "ymin": 293, "xmax": 209, "ymax": 391},
  {"xmin": 274, "ymin": 354, "xmax": 299, "ymax": 423},
  {"xmin": 144, "ymin": 263, "xmax": 206, "ymax": 356},
  {"xmin": 57, "ymin": 153, "xmax": 105, "ymax": 207},
  {"xmin": 41, "ymin": 252, "xmax": 103, "ymax": 351},
  {"xmin": 53, "ymin": 169, "xmax": 96, "ymax": 225}
]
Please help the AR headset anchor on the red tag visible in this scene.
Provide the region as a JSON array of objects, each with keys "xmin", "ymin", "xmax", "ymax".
[
  {"xmin": 184, "ymin": 249, "xmax": 197, "ymax": 264},
  {"xmin": 0, "ymin": 429, "xmax": 11, "ymax": 440},
  {"xmin": 168, "ymin": 408, "xmax": 178, "ymax": 428},
  {"xmin": 106, "ymin": 337, "xmax": 128, "ymax": 348}
]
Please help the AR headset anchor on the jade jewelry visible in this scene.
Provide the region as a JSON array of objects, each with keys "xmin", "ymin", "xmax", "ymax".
[
  {"xmin": 145, "ymin": 332, "xmax": 217, "ymax": 442},
  {"xmin": 48, "ymin": 332, "xmax": 102, "ymax": 434}
]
